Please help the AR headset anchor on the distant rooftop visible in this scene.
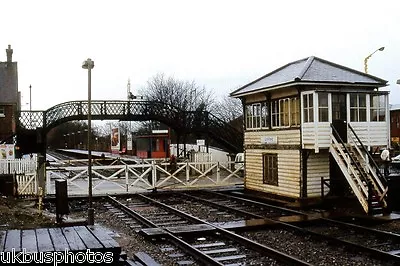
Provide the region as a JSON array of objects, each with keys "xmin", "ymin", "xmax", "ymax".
[
  {"xmin": 230, "ymin": 56, "xmax": 388, "ymax": 97},
  {"xmin": 390, "ymin": 104, "xmax": 400, "ymax": 111}
]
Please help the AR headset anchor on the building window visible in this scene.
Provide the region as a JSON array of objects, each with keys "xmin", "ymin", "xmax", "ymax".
[
  {"xmin": 245, "ymin": 105, "xmax": 252, "ymax": 129},
  {"xmin": 290, "ymin": 98, "xmax": 300, "ymax": 126},
  {"xmin": 271, "ymin": 97, "xmax": 299, "ymax": 128},
  {"xmin": 263, "ymin": 153, "xmax": 278, "ymax": 186},
  {"xmin": 271, "ymin": 101, "xmax": 280, "ymax": 128},
  {"xmin": 303, "ymin": 93, "xmax": 314, "ymax": 123},
  {"xmin": 318, "ymin": 93, "xmax": 329, "ymax": 122},
  {"xmin": 245, "ymin": 103, "xmax": 263, "ymax": 129},
  {"xmin": 350, "ymin": 94, "xmax": 367, "ymax": 122},
  {"xmin": 279, "ymin": 98, "xmax": 290, "ymax": 127},
  {"xmin": 370, "ymin": 95, "xmax": 386, "ymax": 122},
  {"xmin": 253, "ymin": 104, "xmax": 261, "ymax": 128},
  {"xmin": 261, "ymin": 102, "xmax": 270, "ymax": 128},
  {"xmin": 0, "ymin": 106, "xmax": 4, "ymax": 117},
  {"xmin": 246, "ymin": 98, "xmax": 298, "ymax": 130}
]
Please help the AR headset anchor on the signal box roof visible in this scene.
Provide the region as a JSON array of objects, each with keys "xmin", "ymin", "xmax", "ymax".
[{"xmin": 230, "ymin": 56, "xmax": 388, "ymax": 98}]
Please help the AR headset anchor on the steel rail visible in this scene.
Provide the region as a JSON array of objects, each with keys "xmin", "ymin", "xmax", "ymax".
[
  {"xmin": 107, "ymin": 195, "xmax": 224, "ymax": 266},
  {"xmin": 208, "ymin": 190, "xmax": 400, "ymax": 240},
  {"xmin": 180, "ymin": 190, "xmax": 400, "ymax": 263},
  {"xmin": 139, "ymin": 194, "xmax": 311, "ymax": 265}
]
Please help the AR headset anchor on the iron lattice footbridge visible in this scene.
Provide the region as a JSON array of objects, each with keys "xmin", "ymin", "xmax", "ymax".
[{"xmin": 17, "ymin": 100, "xmax": 243, "ymax": 153}]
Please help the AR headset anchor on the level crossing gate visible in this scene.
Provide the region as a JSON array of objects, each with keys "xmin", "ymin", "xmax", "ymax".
[{"xmin": 46, "ymin": 159, "xmax": 244, "ymax": 196}]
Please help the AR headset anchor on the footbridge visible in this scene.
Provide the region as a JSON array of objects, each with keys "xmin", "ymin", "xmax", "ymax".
[{"xmin": 16, "ymin": 100, "xmax": 243, "ymax": 155}]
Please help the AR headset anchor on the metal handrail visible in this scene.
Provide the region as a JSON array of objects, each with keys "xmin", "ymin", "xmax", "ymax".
[{"xmin": 347, "ymin": 124, "xmax": 387, "ymax": 185}]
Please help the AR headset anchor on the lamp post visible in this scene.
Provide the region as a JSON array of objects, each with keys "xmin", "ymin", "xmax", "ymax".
[
  {"xmin": 82, "ymin": 58, "xmax": 94, "ymax": 225},
  {"xmin": 29, "ymin": 84, "xmax": 32, "ymax": 112},
  {"xmin": 364, "ymin": 46, "xmax": 385, "ymax": 74},
  {"xmin": 77, "ymin": 131, "xmax": 81, "ymax": 149},
  {"xmin": 29, "ymin": 84, "xmax": 32, "ymax": 129}
]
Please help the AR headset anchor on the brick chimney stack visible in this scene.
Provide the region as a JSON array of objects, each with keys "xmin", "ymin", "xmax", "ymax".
[{"xmin": 6, "ymin": 44, "xmax": 13, "ymax": 63}]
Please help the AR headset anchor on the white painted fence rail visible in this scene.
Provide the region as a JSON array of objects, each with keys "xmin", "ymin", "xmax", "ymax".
[
  {"xmin": 0, "ymin": 158, "xmax": 38, "ymax": 196},
  {"xmin": 46, "ymin": 160, "xmax": 244, "ymax": 195},
  {"xmin": 0, "ymin": 158, "xmax": 37, "ymax": 174}
]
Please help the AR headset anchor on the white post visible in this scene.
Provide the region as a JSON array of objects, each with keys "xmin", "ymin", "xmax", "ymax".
[
  {"xmin": 217, "ymin": 162, "xmax": 220, "ymax": 183},
  {"xmin": 152, "ymin": 160, "xmax": 156, "ymax": 189},
  {"xmin": 186, "ymin": 161, "xmax": 190, "ymax": 183}
]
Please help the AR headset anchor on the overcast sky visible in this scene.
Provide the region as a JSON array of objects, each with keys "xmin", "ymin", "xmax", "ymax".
[{"xmin": 2, "ymin": 0, "xmax": 400, "ymax": 111}]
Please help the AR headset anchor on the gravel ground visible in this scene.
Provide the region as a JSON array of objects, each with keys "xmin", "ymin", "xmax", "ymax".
[
  {"xmin": 0, "ymin": 196, "xmax": 55, "ymax": 230},
  {"xmin": 370, "ymin": 218, "xmax": 400, "ymax": 233},
  {"xmin": 240, "ymin": 229, "xmax": 396, "ymax": 266},
  {"xmin": 66, "ymin": 200, "xmax": 187, "ymax": 265}
]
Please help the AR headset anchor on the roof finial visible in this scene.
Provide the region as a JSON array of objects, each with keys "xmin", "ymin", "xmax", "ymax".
[{"xmin": 6, "ymin": 45, "xmax": 13, "ymax": 63}]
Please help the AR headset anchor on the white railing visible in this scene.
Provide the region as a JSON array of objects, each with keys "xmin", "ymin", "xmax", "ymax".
[
  {"xmin": 347, "ymin": 127, "xmax": 387, "ymax": 201},
  {"xmin": 0, "ymin": 158, "xmax": 37, "ymax": 174},
  {"xmin": 46, "ymin": 160, "xmax": 244, "ymax": 195},
  {"xmin": 0, "ymin": 158, "xmax": 38, "ymax": 196}
]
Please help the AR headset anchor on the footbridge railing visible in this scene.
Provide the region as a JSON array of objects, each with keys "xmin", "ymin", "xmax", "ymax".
[{"xmin": 18, "ymin": 100, "xmax": 243, "ymax": 153}]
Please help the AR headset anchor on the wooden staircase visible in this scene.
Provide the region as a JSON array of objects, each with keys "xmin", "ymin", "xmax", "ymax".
[{"xmin": 329, "ymin": 124, "xmax": 388, "ymax": 215}]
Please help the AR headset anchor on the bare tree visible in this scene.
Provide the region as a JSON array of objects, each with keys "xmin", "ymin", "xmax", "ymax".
[
  {"xmin": 139, "ymin": 73, "xmax": 215, "ymax": 112},
  {"xmin": 213, "ymin": 96, "xmax": 243, "ymax": 123}
]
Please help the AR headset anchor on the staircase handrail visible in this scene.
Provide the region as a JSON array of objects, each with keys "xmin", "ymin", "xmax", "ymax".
[
  {"xmin": 330, "ymin": 124, "xmax": 370, "ymax": 184},
  {"xmin": 347, "ymin": 132, "xmax": 387, "ymax": 198},
  {"xmin": 347, "ymin": 124, "xmax": 387, "ymax": 185},
  {"xmin": 331, "ymin": 135, "xmax": 369, "ymax": 197}
]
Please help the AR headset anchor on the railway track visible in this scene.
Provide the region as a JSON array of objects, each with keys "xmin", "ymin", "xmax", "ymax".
[
  {"xmin": 44, "ymin": 151, "xmax": 400, "ymax": 264},
  {"xmin": 143, "ymin": 190, "xmax": 400, "ymax": 265},
  {"xmin": 106, "ymin": 194, "xmax": 310, "ymax": 265}
]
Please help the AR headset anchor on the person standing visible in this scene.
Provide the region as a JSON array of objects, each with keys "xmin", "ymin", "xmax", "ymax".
[{"xmin": 380, "ymin": 148, "xmax": 391, "ymax": 177}]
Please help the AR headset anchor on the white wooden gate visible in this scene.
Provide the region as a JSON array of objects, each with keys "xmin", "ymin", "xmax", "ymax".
[
  {"xmin": 46, "ymin": 159, "xmax": 244, "ymax": 195},
  {"xmin": 0, "ymin": 158, "xmax": 38, "ymax": 196}
]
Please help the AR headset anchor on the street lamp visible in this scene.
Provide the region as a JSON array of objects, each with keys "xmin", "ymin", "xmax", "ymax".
[
  {"xmin": 71, "ymin": 132, "xmax": 76, "ymax": 149},
  {"xmin": 82, "ymin": 58, "xmax": 94, "ymax": 225},
  {"xmin": 364, "ymin": 46, "xmax": 385, "ymax": 74}
]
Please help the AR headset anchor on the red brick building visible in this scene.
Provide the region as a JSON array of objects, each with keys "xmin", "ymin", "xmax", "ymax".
[
  {"xmin": 0, "ymin": 45, "xmax": 19, "ymax": 144},
  {"xmin": 390, "ymin": 104, "xmax": 400, "ymax": 147}
]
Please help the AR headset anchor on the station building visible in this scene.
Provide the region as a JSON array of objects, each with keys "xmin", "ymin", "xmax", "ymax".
[
  {"xmin": 230, "ymin": 56, "xmax": 390, "ymax": 214},
  {"xmin": 0, "ymin": 45, "xmax": 19, "ymax": 144}
]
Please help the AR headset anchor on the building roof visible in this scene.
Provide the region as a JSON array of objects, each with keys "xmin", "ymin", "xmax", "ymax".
[
  {"xmin": 390, "ymin": 104, "xmax": 400, "ymax": 111},
  {"xmin": 230, "ymin": 56, "xmax": 388, "ymax": 97}
]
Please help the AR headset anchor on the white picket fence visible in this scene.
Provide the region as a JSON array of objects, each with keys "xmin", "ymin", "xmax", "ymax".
[
  {"xmin": 0, "ymin": 158, "xmax": 38, "ymax": 196},
  {"xmin": 0, "ymin": 158, "xmax": 37, "ymax": 174},
  {"xmin": 193, "ymin": 152, "xmax": 213, "ymax": 172}
]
